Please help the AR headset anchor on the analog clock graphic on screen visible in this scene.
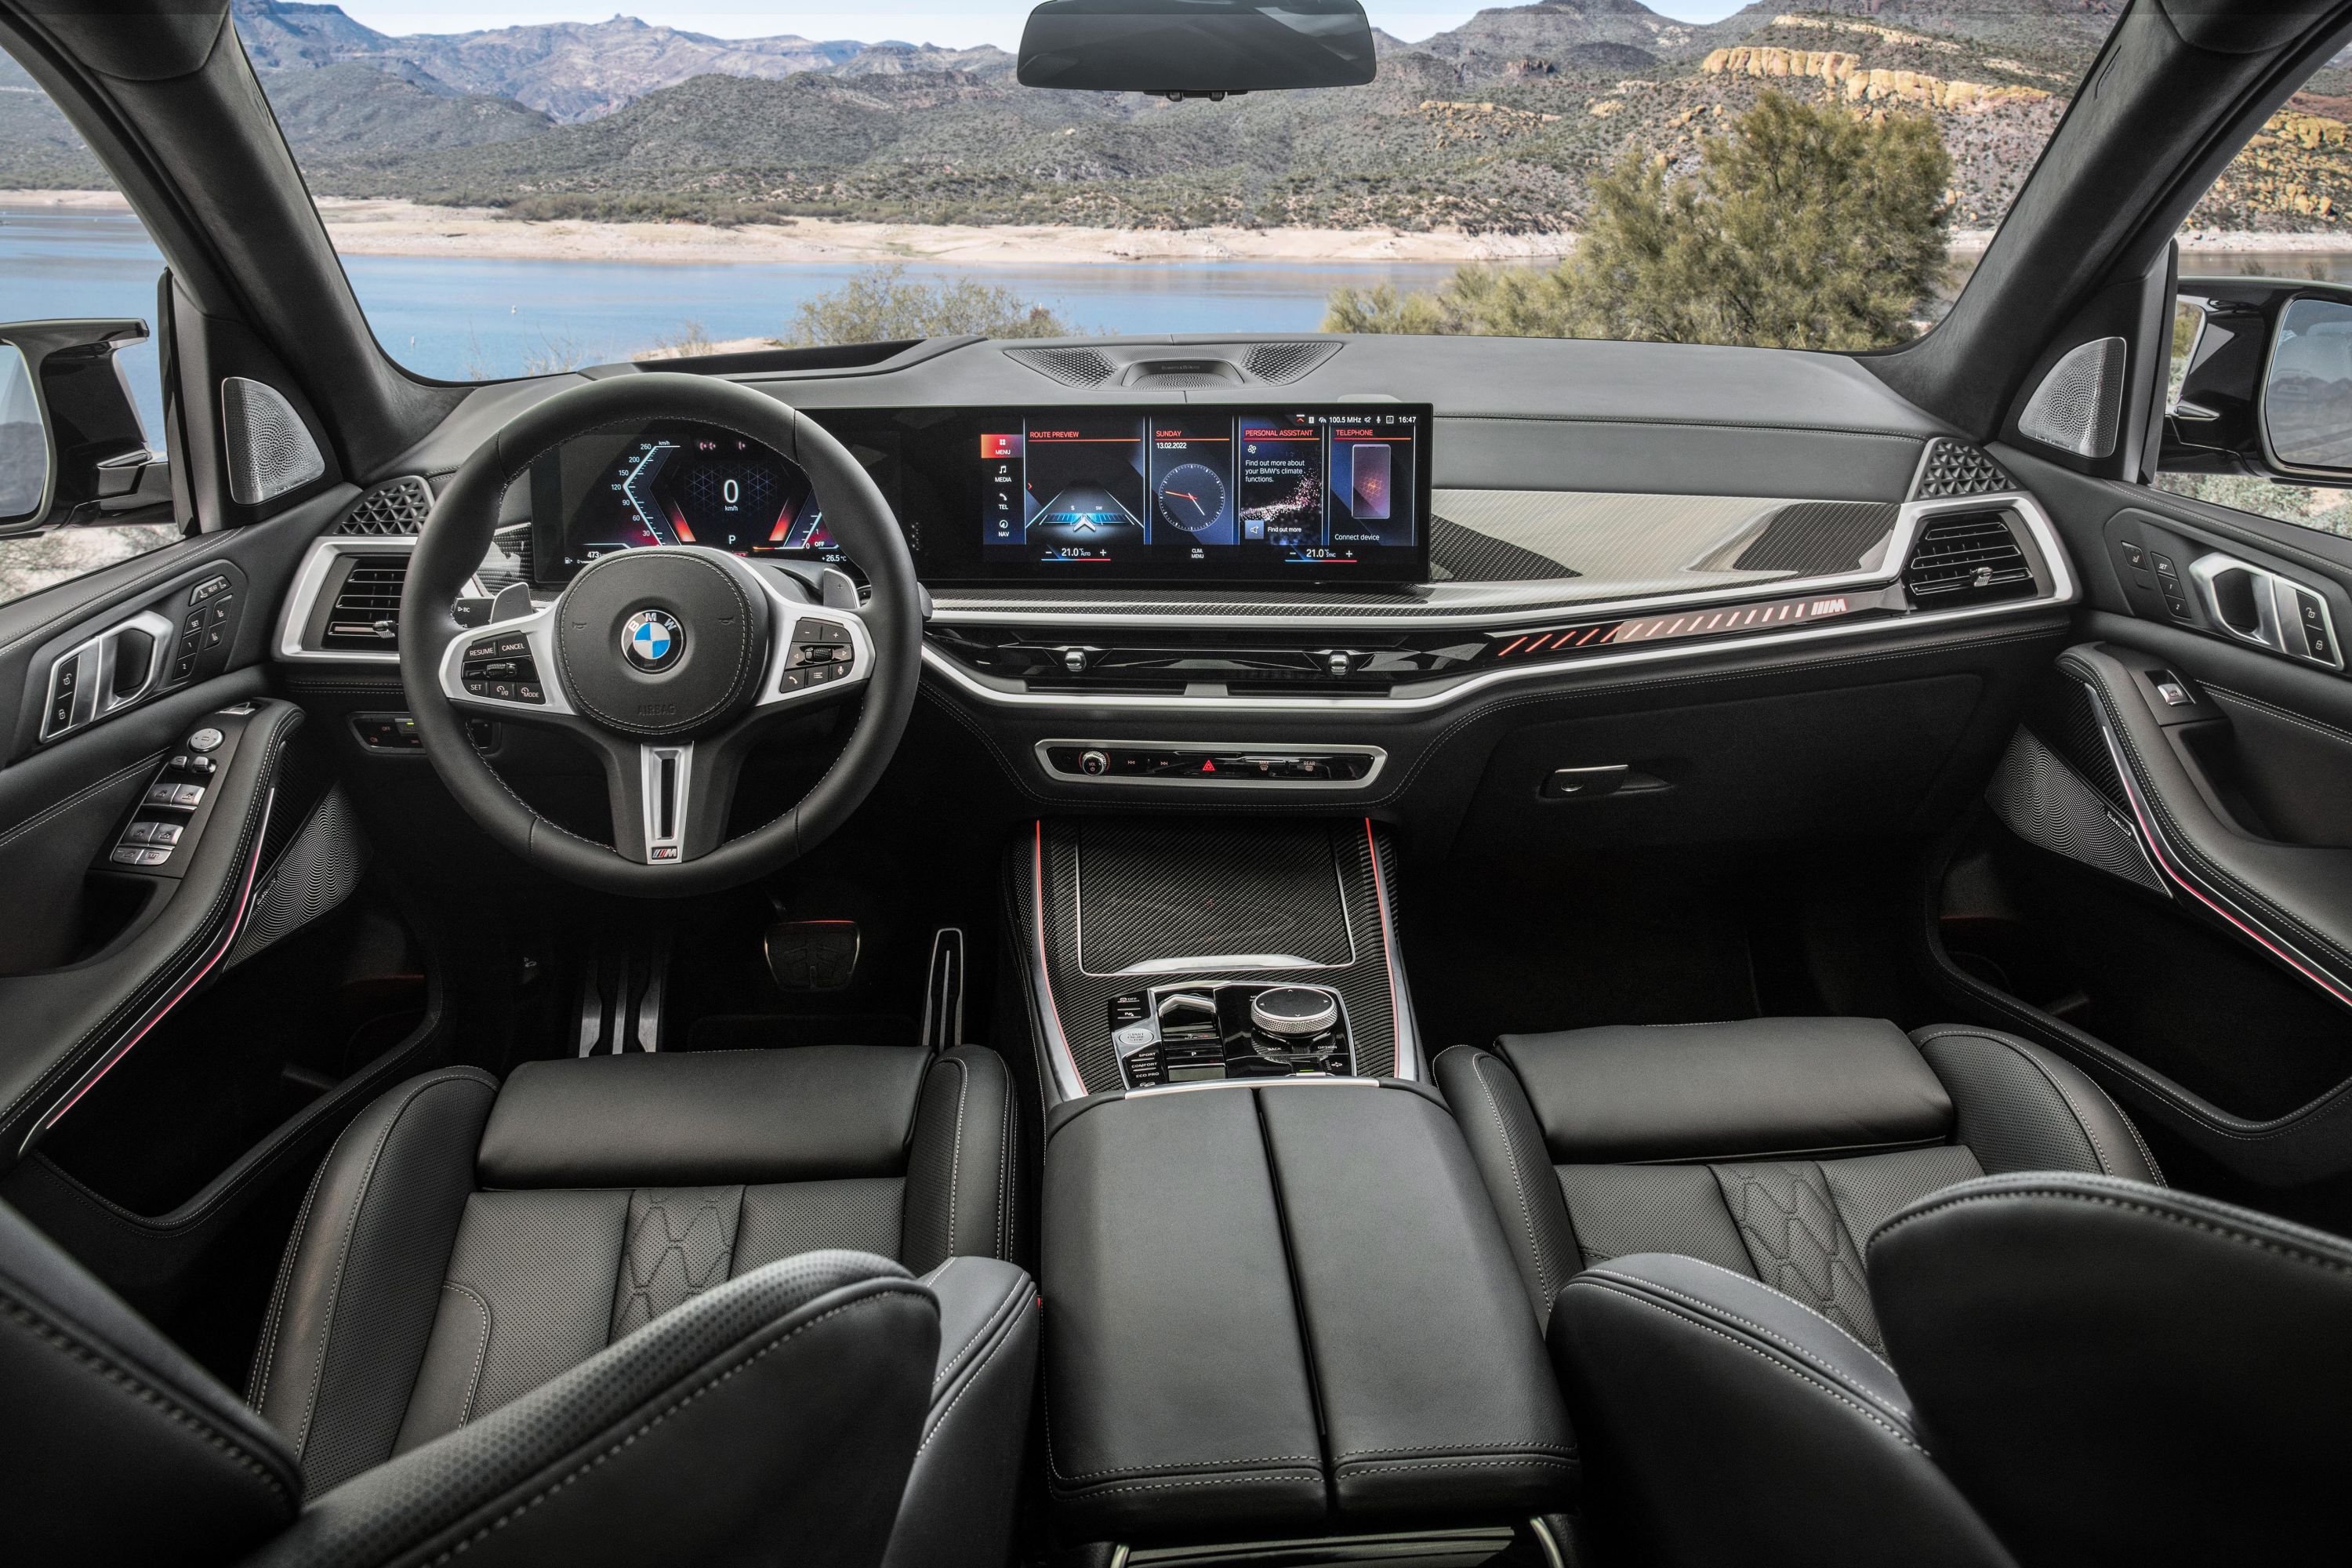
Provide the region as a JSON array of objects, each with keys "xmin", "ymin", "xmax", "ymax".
[{"xmin": 1154, "ymin": 461, "xmax": 1229, "ymax": 534}]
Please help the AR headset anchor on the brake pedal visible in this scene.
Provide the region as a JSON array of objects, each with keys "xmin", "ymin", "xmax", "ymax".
[{"xmin": 764, "ymin": 920, "xmax": 861, "ymax": 992}]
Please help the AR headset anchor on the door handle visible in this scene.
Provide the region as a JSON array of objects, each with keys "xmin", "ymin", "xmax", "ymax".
[
  {"xmin": 39, "ymin": 609, "xmax": 175, "ymax": 742},
  {"xmin": 2187, "ymin": 553, "xmax": 2343, "ymax": 670}
]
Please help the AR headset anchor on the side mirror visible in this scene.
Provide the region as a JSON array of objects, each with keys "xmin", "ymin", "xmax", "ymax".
[
  {"xmin": 1017, "ymin": 0, "xmax": 1377, "ymax": 99},
  {"xmin": 2167, "ymin": 278, "xmax": 2352, "ymax": 486},
  {"xmin": 0, "ymin": 318, "xmax": 173, "ymax": 539}
]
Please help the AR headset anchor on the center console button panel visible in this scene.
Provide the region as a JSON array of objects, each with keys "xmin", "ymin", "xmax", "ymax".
[
  {"xmin": 1109, "ymin": 981, "xmax": 1353, "ymax": 1088},
  {"xmin": 1040, "ymin": 741, "xmax": 1381, "ymax": 786}
]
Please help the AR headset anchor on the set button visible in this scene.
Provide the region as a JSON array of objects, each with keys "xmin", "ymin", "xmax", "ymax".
[{"xmin": 461, "ymin": 634, "xmax": 545, "ymax": 702}]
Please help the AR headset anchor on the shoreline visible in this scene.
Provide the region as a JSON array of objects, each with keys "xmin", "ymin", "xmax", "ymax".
[{"xmin": 10, "ymin": 191, "xmax": 2352, "ymax": 266}]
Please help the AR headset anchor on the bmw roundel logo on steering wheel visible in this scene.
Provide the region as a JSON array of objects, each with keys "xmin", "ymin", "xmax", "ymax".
[{"xmin": 621, "ymin": 608, "xmax": 684, "ymax": 672}]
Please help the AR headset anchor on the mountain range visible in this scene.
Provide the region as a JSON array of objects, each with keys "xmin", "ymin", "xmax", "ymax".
[{"xmin": 2, "ymin": 0, "xmax": 2343, "ymax": 234}]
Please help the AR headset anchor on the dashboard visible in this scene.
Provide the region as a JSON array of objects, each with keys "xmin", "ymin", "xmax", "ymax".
[{"xmin": 525, "ymin": 405, "xmax": 1432, "ymax": 589}]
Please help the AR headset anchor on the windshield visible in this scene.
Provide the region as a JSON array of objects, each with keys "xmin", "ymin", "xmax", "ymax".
[{"xmin": 12, "ymin": 1, "xmax": 2167, "ymax": 376}]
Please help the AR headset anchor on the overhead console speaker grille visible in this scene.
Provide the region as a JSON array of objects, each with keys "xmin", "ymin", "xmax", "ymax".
[
  {"xmin": 2018, "ymin": 336, "xmax": 2126, "ymax": 459},
  {"xmin": 221, "ymin": 376, "xmax": 325, "ymax": 504},
  {"xmin": 324, "ymin": 554, "xmax": 408, "ymax": 650},
  {"xmin": 1903, "ymin": 509, "xmax": 2032, "ymax": 604},
  {"xmin": 334, "ymin": 475, "xmax": 433, "ymax": 535},
  {"xmin": 1005, "ymin": 347, "xmax": 1116, "ymax": 387},
  {"xmin": 1243, "ymin": 341, "xmax": 1342, "ymax": 383}
]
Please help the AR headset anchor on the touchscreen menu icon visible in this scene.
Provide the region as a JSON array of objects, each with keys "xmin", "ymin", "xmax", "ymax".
[
  {"xmin": 1327, "ymin": 423, "xmax": 1414, "ymax": 548},
  {"xmin": 1236, "ymin": 416, "xmax": 1324, "ymax": 550}
]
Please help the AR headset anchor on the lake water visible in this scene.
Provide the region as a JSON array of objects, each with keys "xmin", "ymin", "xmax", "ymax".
[
  {"xmin": 11, "ymin": 201, "xmax": 2352, "ymax": 449},
  {"xmin": 0, "ymin": 205, "xmax": 1459, "ymax": 442}
]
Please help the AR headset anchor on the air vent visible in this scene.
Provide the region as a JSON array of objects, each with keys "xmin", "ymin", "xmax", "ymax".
[
  {"xmin": 1006, "ymin": 347, "xmax": 1116, "ymax": 387},
  {"xmin": 1243, "ymin": 341, "xmax": 1342, "ymax": 383},
  {"xmin": 1912, "ymin": 439, "xmax": 2016, "ymax": 500},
  {"xmin": 335, "ymin": 476, "xmax": 434, "ymax": 535},
  {"xmin": 1903, "ymin": 510, "xmax": 2033, "ymax": 604},
  {"xmin": 323, "ymin": 555, "xmax": 408, "ymax": 649}
]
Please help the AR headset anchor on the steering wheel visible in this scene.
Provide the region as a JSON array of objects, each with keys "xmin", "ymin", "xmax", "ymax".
[{"xmin": 397, "ymin": 374, "xmax": 922, "ymax": 897}]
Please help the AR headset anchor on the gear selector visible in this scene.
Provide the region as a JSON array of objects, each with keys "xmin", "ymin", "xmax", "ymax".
[{"xmin": 1109, "ymin": 981, "xmax": 1352, "ymax": 1088}]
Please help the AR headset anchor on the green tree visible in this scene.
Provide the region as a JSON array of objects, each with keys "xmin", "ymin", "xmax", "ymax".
[
  {"xmin": 785, "ymin": 264, "xmax": 1083, "ymax": 346},
  {"xmin": 1326, "ymin": 93, "xmax": 1954, "ymax": 350}
]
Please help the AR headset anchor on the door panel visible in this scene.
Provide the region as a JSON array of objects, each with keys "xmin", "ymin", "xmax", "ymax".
[{"xmin": 1937, "ymin": 448, "xmax": 2352, "ymax": 1185}]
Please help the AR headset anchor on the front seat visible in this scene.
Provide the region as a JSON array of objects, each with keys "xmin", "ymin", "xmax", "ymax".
[
  {"xmin": 248, "ymin": 1046, "xmax": 1038, "ymax": 1568},
  {"xmin": 1, "ymin": 1196, "xmax": 937, "ymax": 1568},
  {"xmin": 1434, "ymin": 1018, "xmax": 2159, "ymax": 1346},
  {"xmin": 1, "ymin": 1044, "xmax": 1036, "ymax": 1568},
  {"xmin": 1550, "ymin": 1173, "xmax": 2352, "ymax": 1566}
]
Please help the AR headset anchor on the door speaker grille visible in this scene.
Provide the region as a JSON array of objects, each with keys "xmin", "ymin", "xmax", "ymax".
[
  {"xmin": 2018, "ymin": 337, "xmax": 2125, "ymax": 459},
  {"xmin": 221, "ymin": 376, "xmax": 325, "ymax": 504}
]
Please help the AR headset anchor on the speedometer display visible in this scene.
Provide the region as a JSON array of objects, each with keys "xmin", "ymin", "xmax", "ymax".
[
  {"xmin": 531, "ymin": 423, "xmax": 840, "ymax": 584},
  {"xmin": 589, "ymin": 435, "xmax": 829, "ymax": 560}
]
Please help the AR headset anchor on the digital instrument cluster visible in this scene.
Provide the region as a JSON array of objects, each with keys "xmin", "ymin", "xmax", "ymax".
[{"xmin": 529, "ymin": 424, "xmax": 840, "ymax": 583}]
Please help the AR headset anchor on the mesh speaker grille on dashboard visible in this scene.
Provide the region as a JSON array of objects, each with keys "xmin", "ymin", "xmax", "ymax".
[
  {"xmin": 335, "ymin": 475, "xmax": 434, "ymax": 535},
  {"xmin": 1243, "ymin": 341, "xmax": 1341, "ymax": 383},
  {"xmin": 1005, "ymin": 347, "xmax": 1117, "ymax": 387},
  {"xmin": 1913, "ymin": 437, "xmax": 2016, "ymax": 499},
  {"xmin": 2018, "ymin": 336, "xmax": 2126, "ymax": 459},
  {"xmin": 221, "ymin": 376, "xmax": 325, "ymax": 504}
]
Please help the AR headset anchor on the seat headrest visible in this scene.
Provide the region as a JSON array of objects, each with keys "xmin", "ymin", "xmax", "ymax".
[
  {"xmin": 1494, "ymin": 1018, "xmax": 1954, "ymax": 1163},
  {"xmin": 478, "ymin": 1047, "xmax": 933, "ymax": 1188}
]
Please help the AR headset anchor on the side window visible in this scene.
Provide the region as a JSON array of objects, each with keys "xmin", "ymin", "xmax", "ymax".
[
  {"xmin": 0, "ymin": 49, "xmax": 181, "ymax": 608},
  {"xmin": 2155, "ymin": 71, "xmax": 2352, "ymax": 537}
]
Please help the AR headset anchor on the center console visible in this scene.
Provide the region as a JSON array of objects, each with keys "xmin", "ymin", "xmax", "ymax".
[
  {"xmin": 1042, "ymin": 1080, "xmax": 1575, "ymax": 1549},
  {"xmin": 1022, "ymin": 816, "xmax": 1573, "ymax": 1555},
  {"xmin": 1013, "ymin": 816, "xmax": 1417, "ymax": 1102}
]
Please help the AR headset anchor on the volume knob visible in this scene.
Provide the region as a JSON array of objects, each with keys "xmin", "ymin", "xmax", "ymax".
[{"xmin": 1250, "ymin": 985, "xmax": 1338, "ymax": 1037}]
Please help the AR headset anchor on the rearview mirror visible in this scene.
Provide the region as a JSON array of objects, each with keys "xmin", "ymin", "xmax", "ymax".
[
  {"xmin": 0, "ymin": 318, "xmax": 172, "ymax": 538},
  {"xmin": 1017, "ymin": 0, "xmax": 1377, "ymax": 99}
]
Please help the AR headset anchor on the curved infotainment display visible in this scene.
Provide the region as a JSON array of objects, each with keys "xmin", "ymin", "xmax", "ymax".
[
  {"xmin": 526, "ymin": 405, "xmax": 1433, "ymax": 589},
  {"xmin": 973, "ymin": 406, "xmax": 1429, "ymax": 582}
]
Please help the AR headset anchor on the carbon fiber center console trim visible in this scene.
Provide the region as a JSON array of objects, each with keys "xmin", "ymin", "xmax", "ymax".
[{"xmin": 1019, "ymin": 818, "xmax": 1415, "ymax": 1100}]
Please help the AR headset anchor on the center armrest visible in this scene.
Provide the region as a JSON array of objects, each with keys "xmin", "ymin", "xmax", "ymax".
[{"xmin": 1042, "ymin": 1080, "xmax": 1576, "ymax": 1546}]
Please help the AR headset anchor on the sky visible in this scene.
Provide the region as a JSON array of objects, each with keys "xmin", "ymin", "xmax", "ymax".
[{"xmin": 332, "ymin": 2, "xmax": 1758, "ymax": 49}]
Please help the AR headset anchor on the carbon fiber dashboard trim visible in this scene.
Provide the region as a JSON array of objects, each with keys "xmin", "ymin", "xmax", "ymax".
[
  {"xmin": 927, "ymin": 492, "xmax": 2050, "ymax": 628},
  {"xmin": 1020, "ymin": 818, "xmax": 1410, "ymax": 1100},
  {"xmin": 924, "ymin": 492, "xmax": 2069, "ymax": 714}
]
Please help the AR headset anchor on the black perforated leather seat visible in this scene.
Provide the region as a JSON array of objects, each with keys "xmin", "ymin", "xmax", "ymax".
[
  {"xmin": 0, "ymin": 1044, "xmax": 1036, "ymax": 1568},
  {"xmin": 1436, "ymin": 1018, "xmax": 2160, "ymax": 1346}
]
